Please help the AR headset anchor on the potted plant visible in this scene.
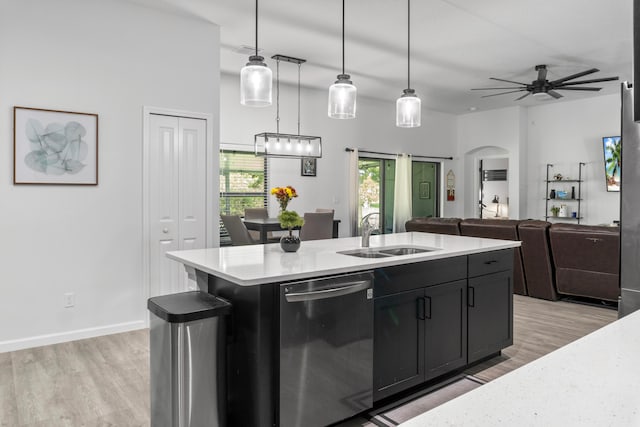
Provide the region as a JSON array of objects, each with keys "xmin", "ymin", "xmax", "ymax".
[
  {"xmin": 278, "ymin": 210, "xmax": 304, "ymax": 252},
  {"xmin": 550, "ymin": 205, "xmax": 560, "ymax": 217}
]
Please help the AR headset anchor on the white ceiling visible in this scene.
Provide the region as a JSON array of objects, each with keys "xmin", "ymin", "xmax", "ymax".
[{"xmin": 130, "ymin": 0, "xmax": 633, "ymax": 114}]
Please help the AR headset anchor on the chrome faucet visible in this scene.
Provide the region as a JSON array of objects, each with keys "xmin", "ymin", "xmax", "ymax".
[{"xmin": 361, "ymin": 217, "xmax": 379, "ymax": 248}]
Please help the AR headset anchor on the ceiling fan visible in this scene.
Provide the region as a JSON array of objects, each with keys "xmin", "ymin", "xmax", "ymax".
[{"xmin": 471, "ymin": 64, "xmax": 619, "ymax": 100}]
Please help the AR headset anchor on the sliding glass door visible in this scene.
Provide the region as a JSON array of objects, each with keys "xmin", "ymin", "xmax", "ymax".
[{"xmin": 358, "ymin": 157, "xmax": 439, "ymax": 234}]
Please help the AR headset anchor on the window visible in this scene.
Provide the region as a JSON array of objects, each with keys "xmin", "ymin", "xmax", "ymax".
[{"xmin": 219, "ymin": 150, "xmax": 268, "ymax": 244}]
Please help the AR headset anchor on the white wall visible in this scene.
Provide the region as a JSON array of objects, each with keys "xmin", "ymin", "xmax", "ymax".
[
  {"xmin": 526, "ymin": 94, "xmax": 620, "ymax": 225},
  {"xmin": 219, "ymin": 72, "xmax": 458, "ymax": 235},
  {"xmin": 0, "ymin": 0, "xmax": 219, "ymax": 351},
  {"xmin": 456, "ymin": 107, "xmax": 527, "ymax": 219}
]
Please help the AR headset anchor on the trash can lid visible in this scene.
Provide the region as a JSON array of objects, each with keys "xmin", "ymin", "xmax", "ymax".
[{"xmin": 148, "ymin": 291, "xmax": 231, "ymax": 323}]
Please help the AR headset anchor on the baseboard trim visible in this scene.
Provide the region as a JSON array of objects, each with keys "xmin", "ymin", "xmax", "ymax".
[{"xmin": 0, "ymin": 321, "xmax": 147, "ymax": 353}]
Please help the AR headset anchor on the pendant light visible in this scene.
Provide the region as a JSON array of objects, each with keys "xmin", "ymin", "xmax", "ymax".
[
  {"xmin": 328, "ymin": 0, "xmax": 356, "ymax": 119},
  {"xmin": 255, "ymin": 55, "xmax": 322, "ymax": 158},
  {"xmin": 240, "ymin": 0, "xmax": 272, "ymax": 107},
  {"xmin": 396, "ymin": 0, "xmax": 421, "ymax": 127}
]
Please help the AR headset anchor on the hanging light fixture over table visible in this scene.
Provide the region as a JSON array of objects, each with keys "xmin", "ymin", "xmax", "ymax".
[
  {"xmin": 255, "ymin": 55, "xmax": 322, "ymax": 158},
  {"xmin": 396, "ymin": 0, "xmax": 421, "ymax": 127},
  {"xmin": 328, "ymin": 0, "xmax": 356, "ymax": 119},
  {"xmin": 240, "ymin": 0, "xmax": 272, "ymax": 107}
]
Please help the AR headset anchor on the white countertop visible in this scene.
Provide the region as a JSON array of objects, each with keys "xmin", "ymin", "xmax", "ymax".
[
  {"xmin": 166, "ymin": 232, "xmax": 520, "ymax": 286},
  {"xmin": 401, "ymin": 309, "xmax": 640, "ymax": 427}
]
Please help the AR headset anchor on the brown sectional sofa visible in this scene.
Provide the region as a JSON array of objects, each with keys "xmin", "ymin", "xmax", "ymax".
[{"xmin": 405, "ymin": 217, "xmax": 620, "ymax": 303}]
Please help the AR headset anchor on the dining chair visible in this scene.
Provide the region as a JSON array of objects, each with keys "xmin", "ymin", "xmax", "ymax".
[
  {"xmin": 300, "ymin": 212, "xmax": 334, "ymax": 241},
  {"xmin": 244, "ymin": 207, "xmax": 280, "ymax": 243},
  {"xmin": 315, "ymin": 208, "xmax": 335, "ymax": 213},
  {"xmin": 221, "ymin": 215, "xmax": 255, "ymax": 246}
]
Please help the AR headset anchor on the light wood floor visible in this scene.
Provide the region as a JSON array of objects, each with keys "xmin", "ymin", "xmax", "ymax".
[{"xmin": 0, "ymin": 296, "xmax": 617, "ymax": 426}]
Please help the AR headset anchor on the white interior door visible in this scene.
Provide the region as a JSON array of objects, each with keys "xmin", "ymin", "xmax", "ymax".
[{"xmin": 149, "ymin": 114, "xmax": 206, "ymax": 296}]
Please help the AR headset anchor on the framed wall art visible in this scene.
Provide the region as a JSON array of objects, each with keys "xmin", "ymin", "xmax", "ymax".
[
  {"xmin": 301, "ymin": 157, "xmax": 317, "ymax": 177},
  {"xmin": 14, "ymin": 106, "xmax": 98, "ymax": 185}
]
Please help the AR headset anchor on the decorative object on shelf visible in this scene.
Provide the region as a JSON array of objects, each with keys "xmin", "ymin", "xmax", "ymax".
[
  {"xmin": 328, "ymin": 0, "xmax": 356, "ymax": 119},
  {"xmin": 558, "ymin": 204, "xmax": 568, "ymax": 217},
  {"xmin": 396, "ymin": 0, "xmax": 421, "ymax": 128},
  {"xmin": 556, "ymin": 190, "xmax": 568, "ymax": 199},
  {"xmin": 571, "ymin": 186, "xmax": 576, "ymax": 199},
  {"xmin": 549, "ymin": 189, "xmax": 556, "ymax": 199},
  {"xmin": 553, "ymin": 173, "xmax": 563, "ymax": 181},
  {"xmin": 13, "ymin": 106, "xmax": 98, "ymax": 185},
  {"xmin": 271, "ymin": 185, "xmax": 298, "ymax": 212},
  {"xmin": 550, "ymin": 205, "xmax": 560, "ymax": 217},
  {"xmin": 278, "ymin": 210, "xmax": 304, "ymax": 252},
  {"xmin": 240, "ymin": 0, "xmax": 272, "ymax": 107},
  {"xmin": 301, "ymin": 157, "xmax": 316, "ymax": 176},
  {"xmin": 255, "ymin": 55, "xmax": 322, "ymax": 158}
]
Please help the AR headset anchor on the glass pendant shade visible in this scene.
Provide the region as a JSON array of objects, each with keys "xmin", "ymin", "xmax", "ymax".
[
  {"xmin": 396, "ymin": 89, "xmax": 421, "ymax": 128},
  {"xmin": 240, "ymin": 56, "xmax": 272, "ymax": 107},
  {"xmin": 328, "ymin": 74, "xmax": 357, "ymax": 119}
]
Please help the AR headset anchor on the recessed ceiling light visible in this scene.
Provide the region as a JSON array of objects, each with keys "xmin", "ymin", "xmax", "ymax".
[{"xmin": 468, "ymin": 107, "xmax": 477, "ymax": 111}]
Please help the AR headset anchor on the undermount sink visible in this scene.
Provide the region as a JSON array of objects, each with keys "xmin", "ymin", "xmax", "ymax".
[
  {"xmin": 378, "ymin": 247, "xmax": 433, "ymax": 256},
  {"xmin": 338, "ymin": 246, "xmax": 438, "ymax": 258}
]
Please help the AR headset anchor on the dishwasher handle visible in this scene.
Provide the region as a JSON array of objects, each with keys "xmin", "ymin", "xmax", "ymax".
[{"xmin": 285, "ymin": 280, "xmax": 371, "ymax": 303}]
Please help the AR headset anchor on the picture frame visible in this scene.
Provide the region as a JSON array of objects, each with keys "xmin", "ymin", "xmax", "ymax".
[
  {"xmin": 301, "ymin": 157, "xmax": 317, "ymax": 177},
  {"xmin": 419, "ymin": 181, "xmax": 431, "ymax": 199},
  {"xmin": 14, "ymin": 106, "xmax": 98, "ymax": 185}
]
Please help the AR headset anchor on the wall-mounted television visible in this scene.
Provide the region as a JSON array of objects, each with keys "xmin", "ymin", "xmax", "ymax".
[{"xmin": 602, "ymin": 136, "xmax": 621, "ymax": 192}]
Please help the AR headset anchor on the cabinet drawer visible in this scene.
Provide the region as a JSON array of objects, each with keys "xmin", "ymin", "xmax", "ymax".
[
  {"xmin": 468, "ymin": 249, "xmax": 513, "ymax": 278},
  {"xmin": 374, "ymin": 256, "xmax": 467, "ymax": 297}
]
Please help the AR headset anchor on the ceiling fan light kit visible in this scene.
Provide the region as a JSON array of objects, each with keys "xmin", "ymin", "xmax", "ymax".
[
  {"xmin": 396, "ymin": 0, "xmax": 421, "ymax": 128},
  {"xmin": 328, "ymin": 0, "xmax": 357, "ymax": 119},
  {"xmin": 472, "ymin": 64, "xmax": 618, "ymax": 102},
  {"xmin": 240, "ymin": 0, "xmax": 272, "ymax": 107}
]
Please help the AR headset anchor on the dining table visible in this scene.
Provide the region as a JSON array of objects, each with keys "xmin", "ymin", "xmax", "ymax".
[{"xmin": 243, "ymin": 218, "xmax": 341, "ymax": 244}]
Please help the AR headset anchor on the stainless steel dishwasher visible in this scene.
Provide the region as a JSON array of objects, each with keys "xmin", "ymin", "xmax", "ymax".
[{"xmin": 279, "ymin": 271, "xmax": 374, "ymax": 427}]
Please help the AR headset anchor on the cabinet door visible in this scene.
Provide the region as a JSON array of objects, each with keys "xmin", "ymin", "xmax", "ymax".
[
  {"xmin": 424, "ymin": 280, "xmax": 467, "ymax": 380},
  {"xmin": 468, "ymin": 271, "xmax": 513, "ymax": 364},
  {"xmin": 373, "ymin": 289, "xmax": 425, "ymax": 401}
]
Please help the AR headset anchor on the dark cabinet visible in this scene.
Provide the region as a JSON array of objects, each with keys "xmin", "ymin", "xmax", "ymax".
[
  {"xmin": 373, "ymin": 280, "xmax": 467, "ymax": 400},
  {"xmin": 467, "ymin": 270, "xmax": 513, "ymax": 364},
  {"xmin": 424, "ymin": 280, "xmax": 467, "ymax": 380},
  {"xmin": 374, "ymin": 288, "xmax": 425, "ymax": 400}
]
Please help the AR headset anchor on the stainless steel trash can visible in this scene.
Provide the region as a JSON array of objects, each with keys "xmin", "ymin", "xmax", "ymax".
[{"xmin": 148, "ymin": 291, "xmax": 231, "ymax": 427}]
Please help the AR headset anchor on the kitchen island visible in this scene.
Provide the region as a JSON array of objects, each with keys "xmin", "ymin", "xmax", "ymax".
[{"xmin": 167, "ymin": 232, "xmax": 521, "ymax": 427}]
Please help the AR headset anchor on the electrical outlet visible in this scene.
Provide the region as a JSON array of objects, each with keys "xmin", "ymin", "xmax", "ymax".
[{"xmin": 64, "ymin": 292, "xmax": 75, "ymax": 308}]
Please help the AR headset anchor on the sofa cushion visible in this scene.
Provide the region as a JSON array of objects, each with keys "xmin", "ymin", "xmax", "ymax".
[
  {"xmin": 548, "ymin": 223, "xmax": 620, "ymax": 302},
  {"xmin": 405, "ymin": 217, "xmax": 462, "ymax": 235},
  {"xmin": 518, "ymin": 220, "xmax": 557, "ymax": 300},
  {"xmin": 460, "ymin": 218, "xmax": 527, "ymax": 296}
]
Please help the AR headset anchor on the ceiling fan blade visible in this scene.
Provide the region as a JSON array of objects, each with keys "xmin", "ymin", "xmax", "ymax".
[
  {"xmin": 547, "ymin": 90, "xmax": 563, "ymax": 99},
  {"xmin": 481, "ymin": 89, "xmax": 527, "ymax": 98},
  {"xmin": 515, "ymin": 92, "xmax": 531, "ymax": 101},
  {"xmin": 554, "ymin": 76, "xmax": 619, "ymax": 87},
  {"xmin": 554, "ymin": 87, "xmax": 602, "ymax": 92},
  {"xmin": 471, "ymin": 87, "xmax": 525, "ymax": 90},
  {"xmin": 489, "ymin": 77, "xmax": 527, "ymax": 86},
  {"xmin": 549, "ymin": 68, "xmax": 599, "ymax": 85}
]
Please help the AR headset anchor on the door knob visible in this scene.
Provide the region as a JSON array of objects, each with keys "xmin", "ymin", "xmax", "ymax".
[{"xmin": 163, "ymin": 228, "xmax": 169, "ymax": 233}]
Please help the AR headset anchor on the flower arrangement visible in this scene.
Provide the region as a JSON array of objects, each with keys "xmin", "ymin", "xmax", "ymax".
[{"xmin": 271, "ymin": 185, "xmax": 298, "ymax": 212}]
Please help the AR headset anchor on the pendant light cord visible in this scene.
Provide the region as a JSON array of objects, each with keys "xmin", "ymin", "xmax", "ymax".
[
  {"xmin": 407, "ymin": 0, "xmax": 411, "ymax": 89},
  {"xmin": 255, "ymin": 0, "xmax": 259, "ymax": 56},
  {"xmin": 276, "ymin": 58, "xmax": 280, "ymax": 134},
  {"xmin": 297, "ymin": 63, "xmax": 301, "ymax": 135},
  {"xmin": 342, "ymin": 0, "xmax": 345, "ymax": 75}
]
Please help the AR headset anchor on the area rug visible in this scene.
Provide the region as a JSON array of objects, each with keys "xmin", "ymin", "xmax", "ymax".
[{"xmin": 366, "ymin": 375, "xmax": 485, "ymax": 426}]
